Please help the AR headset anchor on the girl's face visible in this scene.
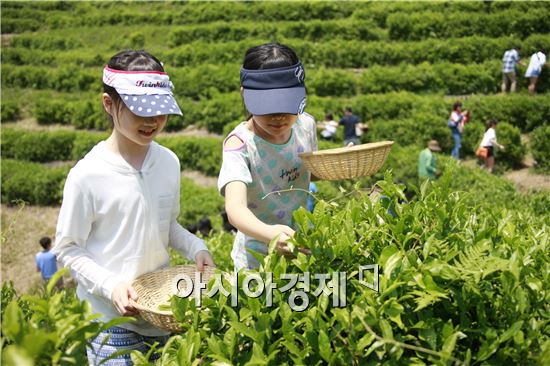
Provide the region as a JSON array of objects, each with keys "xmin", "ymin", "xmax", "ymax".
[
  {"xmin": 103, "ymin": 94, "xmax": 167, "ymax": 147},
  {"xmin": 251, "ymin": 113, "xmax": 298, "ymax": 144}
]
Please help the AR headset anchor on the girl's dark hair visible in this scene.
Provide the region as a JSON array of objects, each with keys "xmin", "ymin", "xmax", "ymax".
[
  {"xmin": 103, "ymin": 50, "xmax": 164, "ymax": 103},
  {"xmin": 453, "ymin": 101, "xmax": 462, "ymax": 111},
  {"xmin": 325, "ymin": 113, "xmax": 333, "ymax": 120},
  {"xmin": 485, "ymin": 119, "xmax": 498, "ymax": 131},
  {"xmin": 243, "ymin": 43, "xmax": 299, "ymax": 70}
]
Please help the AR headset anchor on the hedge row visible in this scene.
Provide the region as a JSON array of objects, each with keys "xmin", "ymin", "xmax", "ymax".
[
  {"xmin": 308, "ymin": 93, "xmax": 550, "ymax": 133},
  {"xmin": 1, "ymin": 129, "xmax": 108, "ymax": 162},
  {"xmin": 20, "ymin": 89, "xmax": 549, "ymax": 135},
  {"xmin": 6, "ymin": 34, "xmax": 550, "ymax": 70},
  {"xmin": 1, "ymin": 2, "xmax": 362, "ymax": 32},
  {"xmin": 530, "ymin": 125, "xmax": 550, "ymax": 173},
  {"xmin": 0, "ymin": 159, "xmax": 225, "ymax": 226},
  {"xmin": 4, "ymin": 1, "xmax": 548, "ymax": 33},
  {"xmin": 167, "ymin": 20, "xmax": 384, "ymax": 46},
  {"xmin": 1, "ymin": 100, "xmax": 20, "ymax": 122},
  {"xmin": 6, "ymin": 60, "xmax": 548, "ymax": 98},
  {"xmin": 0, "ymin": 128, "xmax": 223, "ymax": 177},
  {"xmin": 368, "ymin": 118, "xmax": 526, "ymax": 170},
  {"xmin": 1, "ymin": 159, "xmax": 68, "ymax": 205},
  {"xmin": 387, "ymin": 9, "xmax": 550, "ymax": 40},
  {"xmin": 1, "ymin": 110, "xmax": 529, "ymax": 175},
  {"xmin": 179, "ymin": 178, "xmax": 223, "ymax": 228}
]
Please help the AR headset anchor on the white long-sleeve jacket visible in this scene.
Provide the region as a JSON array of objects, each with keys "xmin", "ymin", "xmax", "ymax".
[{"xmin": 53, "ymin": 141, "xmax": 208, "ymax": 335}]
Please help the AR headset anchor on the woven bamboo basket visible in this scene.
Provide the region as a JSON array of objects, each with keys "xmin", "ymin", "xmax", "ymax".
[
  {"xmin": 299, "ymin": 141, "xmax": 394, "ymax": 180},
  {"xmin": 131, "ymin": 265, "xmax": 217, "ymax": 332}
]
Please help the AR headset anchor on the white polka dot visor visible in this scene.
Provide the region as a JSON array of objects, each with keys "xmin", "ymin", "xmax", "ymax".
[
  {"xmin": 103, "ymin": 66, "xmax": 183, "ymax": 117},
  {"xmin": 119, "ymin": 93, "xmax": 182, "ymax": 117}
]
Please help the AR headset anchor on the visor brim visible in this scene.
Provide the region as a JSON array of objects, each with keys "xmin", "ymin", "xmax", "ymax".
[
  {"xmin": 120, "ymin": 94, "xmax": 183, "ymax": 117},
  {"xmin": 243, "ymin": 87, "xmax": 306, "ymax": 116}
]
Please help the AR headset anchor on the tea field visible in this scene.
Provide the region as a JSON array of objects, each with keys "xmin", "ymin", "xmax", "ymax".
[{"xmin": 1, "ymin": 1, "xmax": 549, "ymax": 365}]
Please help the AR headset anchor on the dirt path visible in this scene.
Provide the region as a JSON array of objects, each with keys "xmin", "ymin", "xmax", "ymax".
[
  {"xmin": 1, "ymin": 204, "xmax": 61, "ymax": 294},
  {"xmin": 503, "ymin": 169, "xmax": 550, "ymax": 192}
]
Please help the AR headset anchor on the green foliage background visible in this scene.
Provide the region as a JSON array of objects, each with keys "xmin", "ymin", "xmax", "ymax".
[{"xmin": 1, "ymin": 1, "xmax": 549, "ymax": 365}]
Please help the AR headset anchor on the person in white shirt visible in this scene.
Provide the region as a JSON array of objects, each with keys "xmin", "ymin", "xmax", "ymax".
[
  {"xmin": 525, "ymin": 50, "xmax": 547, "ymax": 95},
  {"xmin": 318, "ymin": 113, "xmax": 339, "ymax": 141},
  {"xmin": 479, "ymin": 120, "xmax": 505, "ymax": 173},
  {"xmin": 53, "ymin": 50, "xmax": 214, "ymax": 365}
]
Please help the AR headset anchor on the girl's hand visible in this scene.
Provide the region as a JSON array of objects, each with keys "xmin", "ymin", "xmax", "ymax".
[
  {"xmin": 270, "ymin": 225, "xmax": 311, "ymax": 257},
  {"xmin": 500, "ymin": 144, "xmax": 505, "ymax": 150},
  {"xmin": 195, "ymin": 250, "xmax": 215, "ymax": 272},
  {"xmin": 111, "ymin": 282, "xmax": 139, "ymax": 316}
]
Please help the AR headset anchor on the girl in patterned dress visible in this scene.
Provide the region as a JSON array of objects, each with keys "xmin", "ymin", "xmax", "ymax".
[{"xmin": 218, "ymin": 43, "xmax": 317, "ymax": 271}]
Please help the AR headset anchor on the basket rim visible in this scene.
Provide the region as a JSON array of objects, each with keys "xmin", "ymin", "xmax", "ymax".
[
  {"xmin": 131, "ymin": 264, "xmax": 218, "ymax": 316},
  {"xmin": 298, "ymin": 140, "xmax": 394, "ymax": 158}
]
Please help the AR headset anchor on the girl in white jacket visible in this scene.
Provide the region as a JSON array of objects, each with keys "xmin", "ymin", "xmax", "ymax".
[{"xmin": 53, "ymin": 50, "xmax": 214, "ymax": 365}]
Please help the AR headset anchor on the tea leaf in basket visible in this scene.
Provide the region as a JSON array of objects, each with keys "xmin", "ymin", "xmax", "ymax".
[{"xmin": 157, "ymin": 303, "xmax": 172, "ymax": 311}]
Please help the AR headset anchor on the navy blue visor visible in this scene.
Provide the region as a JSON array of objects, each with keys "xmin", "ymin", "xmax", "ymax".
[{"xmin": 240, "ymin": 62, "xmax": 306, "ymax": 116}]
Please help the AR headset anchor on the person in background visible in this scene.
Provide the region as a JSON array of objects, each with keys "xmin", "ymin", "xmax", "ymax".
[
  {"xmin": 318, "ymin": 113, "xmax": 338, "ymax": 141},
  {"xmin": 447, "ymin": 101, "xmax": 468, "ymax": 160},
  {"xmin": 479, "ymin": 120, "xmax": 505, "ymax": 174},
  {"xmin": 525, "ymin": 49, "xmax": 547, "ymax": 95},
  {"xmin": 501, "ymin": 46, "xmax": 525, "ymax": 93},
  {"xmin": 198, "ymin": 217, "xmax": 213, "ymax": 237},
  {"xmin": 418, "ymin": 140, "xmax": 442, "ymax": 180},
  {"xmin": 36, "ymin": 236, "xmax": 62, "ymax": 287},
  {"xmin": 307, "ymin": 181, "xmax": 318, "ymax": 212},
  {"xmin": 339, "ymin": 107, "xmax": 364, "ymax": 146}
]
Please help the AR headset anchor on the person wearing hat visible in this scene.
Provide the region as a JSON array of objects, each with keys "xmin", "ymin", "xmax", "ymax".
[
  {"xmin": 418, "ymin": 140, "xmax": 442, "ymax": 180},
  {"xmin": 219, "ymin": 43, "xmax": 315, "ymax": 271},
  {"xmin": 52, "ymin": 50, "xmax": 214, "ymax": 364}
]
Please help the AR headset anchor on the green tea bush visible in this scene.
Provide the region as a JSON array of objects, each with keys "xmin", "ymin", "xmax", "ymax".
[
  {"xmin": 0, "ymin": 129, "xmax": 223, "ymax": 177},
  {"xmin": 167, "ymin": 20, "xmax": 383, "ymax": 46},
  {"xmin": 1, "ymin": 128, "xmax": 75, "ymax": 162},
  {"xmin": 1, "ymin": 18, "xmax": 41, "ymax": 33},
  {"xmin": 491, "ymin": 122, "xmax": 526, "ymax": 169},
  {"xmin": 70, "ymin": 131, "xmax": 108, "ymax": 160},
  {"xmin": 367, "ymin": 113, "xmax": 452, "ymax": 152},
  {"xmin": 7, "ymin": 33, "xmax": 550, "ymax": 70},
  {"xmin": 1, "ymin": 159, "xmax": 67, "ymax": 205},
  {"xmin": 1, "ymin": 100, "xmax": 20, "ymax": 122},
  {"xmin": 530, "ymin": 125, "xmax": 550, "ymax": 173},
  {"xmin": 387, "ymin": 9, "xmax": 550, "ymax": 40},
  {"xmin": 309, "ymin": 68, "xmax": 357, "ymax": 97},
  {"xmin": 1, "ymin": 277, "xmax": 129, "ymax": 366},
  {"xmin": 157, "ymin": 136, "xmax": 222, "ymax": 176},
  {"xmin": 2, "ymin": 65, "xmax": 99, "ymax": 92},
  {"xmin": 157, "ymin": 174, "xmax": 549, "ymax": 365},
  {"xmin": 10, "ymin": 34, "xmax": 83, "ymax": 50},
  {"xmin": 460, "ymin": 121, "xmax": 486, "ymax": 157},
  {"xmin": 179, "ymin": 178, "xmax": 224, "ymax": 228},
  {"xmin": 34, "ymin": 99, "xmax": 72, "ymax": 125}
]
